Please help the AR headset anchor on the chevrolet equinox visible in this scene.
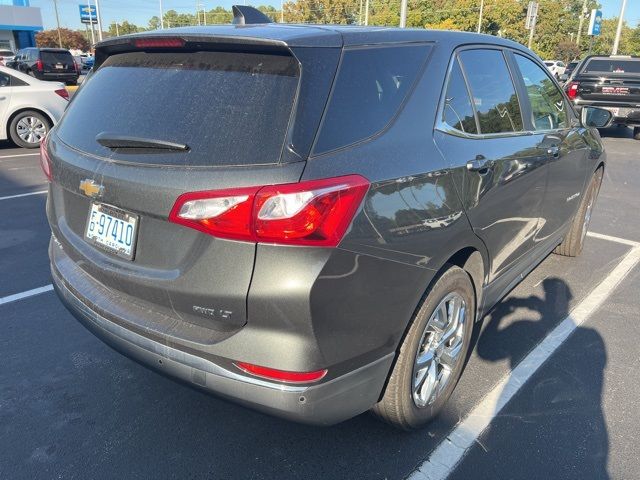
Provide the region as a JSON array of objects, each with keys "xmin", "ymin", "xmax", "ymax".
[{"xmin": 45, "ymin": 7, "xmax": 610, "ymax": 429}]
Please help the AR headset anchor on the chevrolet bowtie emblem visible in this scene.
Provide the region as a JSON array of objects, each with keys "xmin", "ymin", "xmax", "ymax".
[{"xmin": 79, "ymin": 179, "xmax": 104, "ymax": 198}]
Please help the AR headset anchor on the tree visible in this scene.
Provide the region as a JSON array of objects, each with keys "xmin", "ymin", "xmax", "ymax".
[
  {"xmin": 555, "ymin": 40, "xmax": 581, "ymax": 62},
  {"xmin": 36, "ymin": 28, "xmax": 89, "ymax": 51},
  {"xmin": 108, "ymin": 21, "xmax": 142, "ymax": 37}
]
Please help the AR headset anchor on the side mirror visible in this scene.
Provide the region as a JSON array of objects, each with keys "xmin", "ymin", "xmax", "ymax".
[{"xmin": 581, "ymin": 106, "xmax": 613, "ymax": 129}]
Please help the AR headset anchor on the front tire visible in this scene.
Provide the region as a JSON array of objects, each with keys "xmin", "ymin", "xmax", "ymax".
[
  {"xmin": 372, "ymin": 265, "xmax": 475, "ymax": 430},
  {"xmin": 9, "ymin": 111, "xmax": 50, "ymax": 149},
  {"xmin": 554, "ymin": 168, "xmax": 603, "ymax": 257}
]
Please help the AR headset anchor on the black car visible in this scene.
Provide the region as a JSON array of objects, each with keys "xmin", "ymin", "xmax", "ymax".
[
  {"xmin": 9, "ymin": 47, "xmax": 79, "ymax": 85},
  {"xmin": 560, "ymin": 59, "xmax": 580, "ymax": 82},
  {"xmin": 44, "ymin": 7, "xmax": 610, "ymax": 429},
  {"xmin": 566, "ymin": 55, "xmax": 640, "ymax": 138}
]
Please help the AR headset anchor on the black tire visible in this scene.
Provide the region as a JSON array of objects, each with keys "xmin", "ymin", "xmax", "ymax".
[
  {"xmin": 9, "ymin": 111, "xmax": 51, "ymax": 149},
  {"xmin": 372, "ymin": 265, "xmax": 475, "ymax": 430},
  {"xmin": 554, "ymin": 168, "xmax": 603, "ymax": 257},
  {"xmin": 633, "ymin": 127, "xmax": 640, "ymax": 140}
]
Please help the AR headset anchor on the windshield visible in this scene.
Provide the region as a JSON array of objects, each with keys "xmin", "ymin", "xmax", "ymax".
[
  {"xmin": 56, "ymin": 50, "xmax": 300, "ymax": 167},
  {"xmin": 41, "ymin": 51, "xmax": 74, "ymax": 65}
]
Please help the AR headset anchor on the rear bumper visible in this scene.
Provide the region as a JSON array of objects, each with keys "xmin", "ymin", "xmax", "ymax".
[
  {"xmin": 38, "ymin": 72, "xmax": 78, "ymax": 82},
  {"xmin": 50, "ymin": 238, "xmax": 394, "ymax": 425}
]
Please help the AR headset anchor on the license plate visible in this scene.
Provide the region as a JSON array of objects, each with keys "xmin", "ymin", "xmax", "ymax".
[
  {"xmin": 55, "ymin": 64, "xmax": 63, "ymax": 69},
  {"xmin": 608, "ymin": 107, "xmax": 619, "ymax": 116},
  {"xmin": 85, "ymin": 203, "xmax": 138, "ymax": 260}
]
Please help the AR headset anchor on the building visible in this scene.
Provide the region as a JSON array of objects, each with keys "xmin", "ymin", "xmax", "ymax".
[{"xmin": 0, "ymin": 0, "xmax": 43, "ymax": 52}]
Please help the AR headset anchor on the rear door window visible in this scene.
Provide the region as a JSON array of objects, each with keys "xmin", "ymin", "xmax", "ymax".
[
  {"xmin": 442, "ymin": 57, "xmax": 477, "ymax": 134},
  {"xmin": 56, "ymin": 51, "xmax": 300, "ymax": 167},
  {"xmin": 313, "ymin": 44, "xmax": 431, "ymax": 154},
  {"xmin": 458, "ymin": 49, "xmax": 523, "ymax": 134},
  {"xmin": 515, "ymin": 54, "xmax": 568, "ymax": 130}
]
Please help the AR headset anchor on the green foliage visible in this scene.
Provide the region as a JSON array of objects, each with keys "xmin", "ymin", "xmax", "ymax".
[{"xmin": 108, "ymin": 21, "xmax": 144, "ymax": 37}]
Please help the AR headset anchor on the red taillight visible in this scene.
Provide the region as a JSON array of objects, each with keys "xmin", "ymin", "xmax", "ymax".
[
  {"xmin": 235, "ymin": 362, "xmax": 328, "ymax": 384},
  {"xmin": 55, "ymin": 88, "xmax": 69, "ymax": 101},
  {"xmin": 35, "ymin": 59, "xmax": 43, "ymax": 71},
  {"xmin": 133, "ymin": 37, "xmax": 185, "ymax": 49},
  {"xmin": 567, "ymin": 81, "xmax": 579, "ymax": 100},
  {"xmin": 169, "ymin": 175, "xmax": 370, "ymax": 247},
  {"xmin": 39, "ymin": 135, "xmax": 52, "ymax": 181}
]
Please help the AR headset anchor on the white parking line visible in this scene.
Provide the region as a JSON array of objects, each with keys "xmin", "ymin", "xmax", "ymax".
[
  {"xmin": 0, "ymin": 190, "xmax": 47, "ymax": 201},
  {"xmin": 587, "ymin": 231, "xmax": 640, "ymax": 247},
  {"xmin": 0, "ymin": 153, "xmax": 40, "ymax": 161},
  {"xmin": 409, "ymin": 241, "xmax": 640, "ymax": 480},
  {"xmin": 0, "ymin": 285, "xmax": 54, "ymax": 306}
]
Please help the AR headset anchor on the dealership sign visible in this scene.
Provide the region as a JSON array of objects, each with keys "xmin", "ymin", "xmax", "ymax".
[
  {"xmin": 588, "ymin": 9, "xmax": 603, "ymax": 36},
  {"xmin": 79, "ymin": 4, "xmax": 97, "ymax": 24}
]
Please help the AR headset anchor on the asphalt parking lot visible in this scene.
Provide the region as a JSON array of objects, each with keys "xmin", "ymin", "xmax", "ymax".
[{"xmin": 1, "ymin": 128, "xmax": 639, "ymax": 480}]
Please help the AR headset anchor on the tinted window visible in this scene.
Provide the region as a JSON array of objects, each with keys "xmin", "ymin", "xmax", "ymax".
[
  {"xmin": 41, "ymin": 51, "xmax": 74, "ymax": 65},
  {"xmin": 459, "ymin": 49, "xmax": 523, "ymax": 134},
  {"xmin": 56, "ymin": 51, "xmax": 299, "ymax": 167},
  {"xmin": 442, "ymin": 58, "xmax": 477, "ymax": 134},
  {"xmin": 0, "ymin": 49, "xmax": 14, "ymax": 56},
  {"xmin": 314, "ymin": 45, "xmax": 431, "ymax": 154},
  {"xmin": 0, "ymin": 73, "xmax": 9, "ymax": 87},
  {"xmin": 515, "ymin": 55, "xmax": 568, "ymax": 130},
  {"xmin": 583, "ymin": 58, "xmax": 640, "ymax": 74}
]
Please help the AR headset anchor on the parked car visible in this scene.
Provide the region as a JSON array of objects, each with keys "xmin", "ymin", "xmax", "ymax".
[
  {"xmin": 560, "ymin": 59, "xmax": 580, "ymax": 82},
  {"xmin": 566, "ymin": 55, "xmax": 640, "ymax": 138},
  {"xmin": 0, "ymin": 48, "xmax": 15, "ymax": 66},
  {"xmin": 0, "ymin": 65, "xmax": 68, "ymax": 148},
  {"xmin": 544, "ymin": 59, "xmax": 566, "ymax": 78},
  {"xmin": 9, "ymin": 47, "xmax": 79, "ymax": 85},
  {"xmin": 44, "ymin": 7, "xmax": 609, "ymax": 430},
  {"xmin": 73, "ymin": 54, "xmax": 94, "ymax": 72}
]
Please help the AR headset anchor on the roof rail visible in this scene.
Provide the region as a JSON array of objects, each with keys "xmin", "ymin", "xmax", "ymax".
[{"xmin": 232, "ymin": 5, "xmax": 274, "ymax": 25}]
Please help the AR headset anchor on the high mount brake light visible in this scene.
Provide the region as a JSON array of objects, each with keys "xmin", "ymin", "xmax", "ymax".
[
  {"xmin": 169, "ymin": 175, "xmax": 370, "ymax": 247},
  {"xmin": 39, "ymin": 135, "xmax": 52, "ymax": 181},
  {"xmin": 133, "ymin": 37, "xmax": 185, "ymax": 49},
  {"xmin": 567, "ymin": 81, "xmax": 579, "ymax": 100},
  {"xmin": 235, "ymin": 362, "xmax": 328, "ymax": 384}
]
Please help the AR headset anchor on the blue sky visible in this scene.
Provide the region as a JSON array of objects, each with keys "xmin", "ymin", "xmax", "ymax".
[{"xmin": 30, "ymin": 0, "xmax": 640, "ymax": 33}]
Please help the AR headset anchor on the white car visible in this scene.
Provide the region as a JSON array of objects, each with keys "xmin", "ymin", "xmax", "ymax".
[
  {"xmin": 0, "ymin": 48, "xmax": 14, "ymax": 66},
  {"xmin": 544, "ymin": 60, "xmax": 566, "ymax": 78},
  {"xmin": 0, "ymin": 65, "xmax": 68, "ymax": 148}
]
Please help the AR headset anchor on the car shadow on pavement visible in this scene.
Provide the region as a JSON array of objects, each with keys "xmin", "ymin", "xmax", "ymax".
[{"xmin": 456, "ymin": 277, "xmax": 609, "ymax": 479}]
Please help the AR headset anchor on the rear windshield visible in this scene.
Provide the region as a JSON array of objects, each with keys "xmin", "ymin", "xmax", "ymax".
[
  {"xmin": 582, "ymin": 58, "xmax": 640, "ymax": 74},
  {"xmin": 41, "ymin": 51, "xmax": 74, "ymax": 64},
  {"xmin": 0, "ymin": 50, "xmax": 14, "ymax": 56},
  {"xmin": 56, "ymin": 50, "xmax": 299, "ymax": 166}
]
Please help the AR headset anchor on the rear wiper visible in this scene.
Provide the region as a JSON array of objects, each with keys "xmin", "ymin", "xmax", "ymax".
[{"xmin": 96, "ymin": 133, "xmax": 189, "ymax": 151}]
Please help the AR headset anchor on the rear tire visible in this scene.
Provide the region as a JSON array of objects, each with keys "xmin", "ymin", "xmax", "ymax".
[
  {"xmin": 372, "ymin": 265, "xmax": 475, "ymax": 430},
  {"xmin": 9, "ymin": 111, "xmax": 50, "ymax": 149},
  {"xmin": 554, "ymin": 168, "xmax": 603, "ymax": 257},
  {"xmin": 633, "ymin": 127, "xmax": 640, "ymax": 140}
]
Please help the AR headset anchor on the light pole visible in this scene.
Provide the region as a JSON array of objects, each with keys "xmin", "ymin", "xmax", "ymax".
[
  {"xmin": 364, "ymin": 0, "xmax": 369, "ymax": 25},
  {"xmin": 87, "ymin": 0, "xmax": 96, "ymax": 45},
  {"xmin": 399, "ymin": 0, "xmax": 407, "ymax": 28},
  {"xmin": 477, "ymin": 0, "xmax": 484, "ymax": 33},
  {"xmin": 94, "ymin": 0, "xmax": 104, "ymax": 41},
  {"xmin": 52, "ymin": 0, "xmax": 63, "ymax": 47},
  {"xmin": 159, "ymin": 0, "xmax": 164, "ymax": 29},
  {"xmin": 576, "ymin": 0, "xmax": 588, "ymax": 45},
  {"xmin": 612, "ymin": 0, "xmax": 628, "ymax": 55}
]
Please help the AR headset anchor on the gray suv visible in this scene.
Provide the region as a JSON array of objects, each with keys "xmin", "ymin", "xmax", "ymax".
[{"xmin": 44, "ymin": 8, "xmax": 609, "ymax": 429}]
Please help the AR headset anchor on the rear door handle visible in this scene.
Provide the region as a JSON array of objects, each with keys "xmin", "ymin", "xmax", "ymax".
[
  {"xmin": 466, "ymin": 155, "xmax": 493, "ymax": 174},
  {"xmin": 547, "ymin": 146, "xmax": 560, "ymax": 158}
]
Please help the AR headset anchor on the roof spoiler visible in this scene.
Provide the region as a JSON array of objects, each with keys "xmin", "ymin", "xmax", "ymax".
[{"xmin": 232, "ymin": 5, "xmax": 274, "ymax": 25}]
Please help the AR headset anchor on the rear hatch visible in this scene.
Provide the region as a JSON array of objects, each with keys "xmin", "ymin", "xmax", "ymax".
[
  {"xmin": 574, "ymin": 57, "xmax": 640, "ymax": 104},
  {"xmin": 47, "ymin": 35, "xmax": 339, "ymax": 339},
  {"xmin": 41, "ymin": 49, "xmax": 76, "ymax": 73}
]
